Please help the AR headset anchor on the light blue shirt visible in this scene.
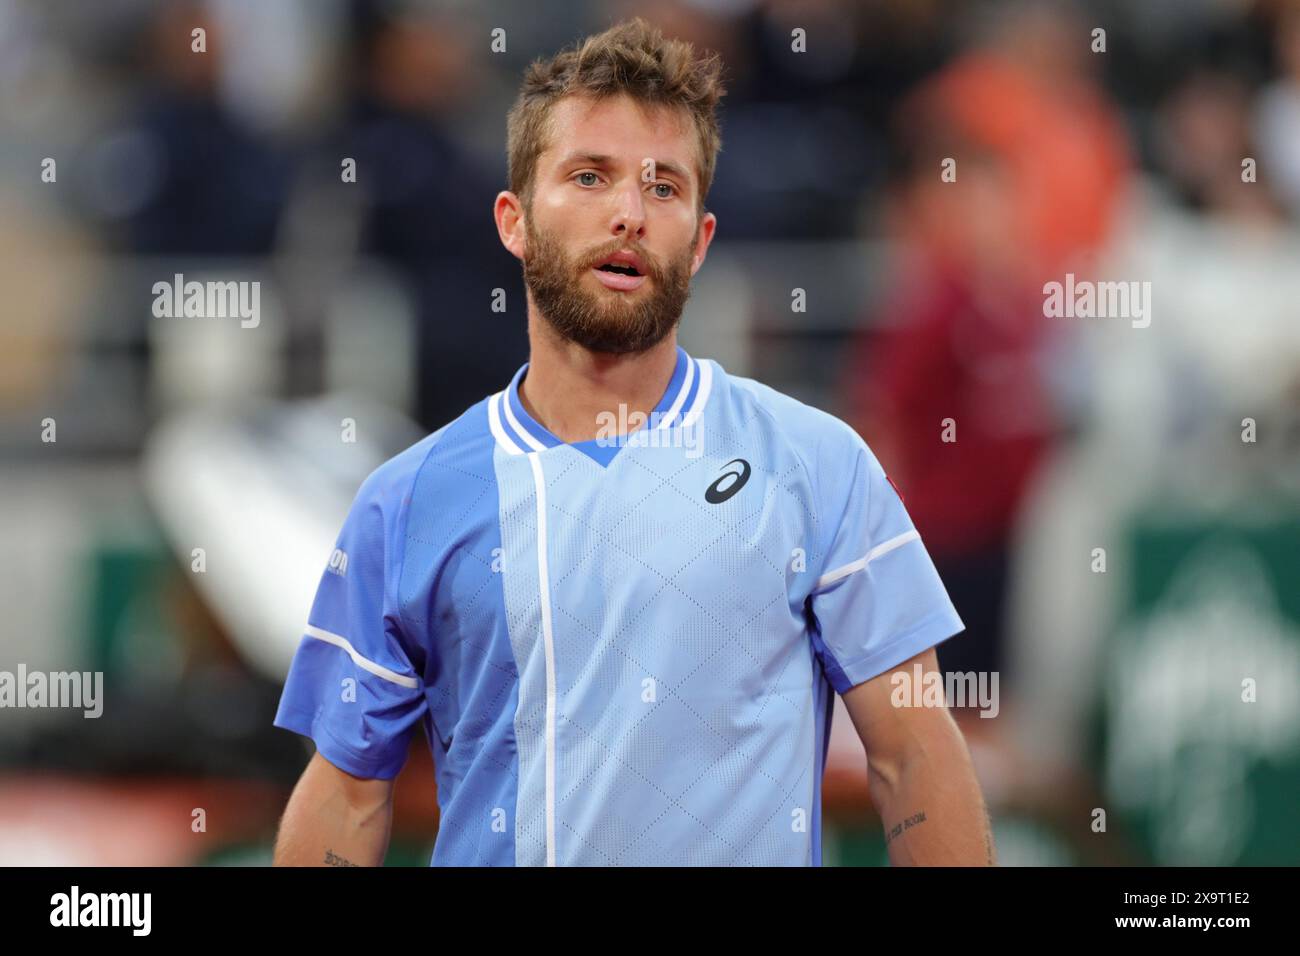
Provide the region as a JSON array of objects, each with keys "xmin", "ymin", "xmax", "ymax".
[{"xmin": 274, "ymin": 345, "xmax": 964, "ymax": 865}]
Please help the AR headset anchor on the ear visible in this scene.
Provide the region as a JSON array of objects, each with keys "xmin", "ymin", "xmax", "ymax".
[
  {"xmin": 690, "ymin": 210, "xmax": 717, "ymax": 276},
  {"xmin": 495, "ymin": 191, "xmax": 527, "ymax": 261}
]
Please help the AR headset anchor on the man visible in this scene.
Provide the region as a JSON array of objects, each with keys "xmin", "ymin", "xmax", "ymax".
[{"xmin": 272, "ymin": 18, "xmax": 994, "ymax": 867}]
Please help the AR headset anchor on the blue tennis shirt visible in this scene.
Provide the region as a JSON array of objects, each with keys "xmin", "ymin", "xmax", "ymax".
[{"xmin": 274, "ymin": 345, "xmax": 964, "ymax": 866}]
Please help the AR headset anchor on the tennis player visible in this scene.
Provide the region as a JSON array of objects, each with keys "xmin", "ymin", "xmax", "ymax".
[{"xmin": 272, "ymin": 18, "xmax": 994, "ymax": 867}]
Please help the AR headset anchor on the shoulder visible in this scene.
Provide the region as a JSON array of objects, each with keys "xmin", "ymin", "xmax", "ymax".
[
  {"xmin": 717, "ymin": 367, "xmax": 875, "ymax": 473},
  {"xmin": 353, "ymin": 396, "xmax": 493, "ymax": 512}
]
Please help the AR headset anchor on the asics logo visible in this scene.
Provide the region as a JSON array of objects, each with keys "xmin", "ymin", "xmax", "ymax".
[{"xmin": 705, "ymin": 458, "xmax": 751, "ymax": 503}]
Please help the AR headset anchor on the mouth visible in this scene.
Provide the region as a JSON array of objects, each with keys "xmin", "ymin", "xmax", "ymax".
[{"xmin": 591, "ymin": 257, "xmax": 648, "ymax": 291}]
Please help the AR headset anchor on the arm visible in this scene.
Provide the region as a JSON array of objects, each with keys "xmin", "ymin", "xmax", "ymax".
[
  {"xmin": 841, "ymin": 646, "xmax": 995, "ymax": 866},
  {"xmin": 272, "ymin": 751, "xmax": 396, "ymax": 867}
]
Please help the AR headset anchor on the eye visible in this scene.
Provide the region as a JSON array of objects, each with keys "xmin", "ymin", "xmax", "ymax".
[
  {"xmin": 651, "ymin": 182, "xmax": 676, "ymax": 199},
  {"xmin": 574, "ymin": 171, "xmax": 601, "ymax": 187}
]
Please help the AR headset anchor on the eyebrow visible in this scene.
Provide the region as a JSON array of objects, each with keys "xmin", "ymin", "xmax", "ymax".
[{"xmin": 558, "ymin": 152, "xmax": 693, "ymax": 186}]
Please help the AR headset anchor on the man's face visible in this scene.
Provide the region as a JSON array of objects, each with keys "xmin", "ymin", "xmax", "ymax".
[{"xmin": 515, "ymin": 94, "xmax": 715, "ymax": 354}]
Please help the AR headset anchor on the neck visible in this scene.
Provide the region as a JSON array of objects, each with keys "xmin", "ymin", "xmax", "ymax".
[{"xmin": 519, "ymin": 311, "xmax": 679, "ymax": 444}]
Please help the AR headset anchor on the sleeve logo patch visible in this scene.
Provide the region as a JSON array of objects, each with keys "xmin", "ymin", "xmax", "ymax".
[{"xmin": 327, "ymin": 548, "xmax": 349, "ymax": 577}]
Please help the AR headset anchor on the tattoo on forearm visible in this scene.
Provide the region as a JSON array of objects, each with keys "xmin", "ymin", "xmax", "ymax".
[
  {"xmin": 984, "ymin": 806, "xmax": 996, "ymax": 864},
  {"xmin": 324, "ymin": 848, "xmax": 358, "ymax": 867},
  {"xmin": 883, "ymin": 809, "xmax": 927, "ymax": 845}
]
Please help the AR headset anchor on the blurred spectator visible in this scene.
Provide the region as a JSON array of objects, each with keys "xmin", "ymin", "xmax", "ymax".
[
  {"xmin": 108, "ymin": 2, "xmax": 292, "ymax": 255},
  {"xmin": 1253, "ymin": 2, "xmax": 1300, "ymax": 220},
  {"xmin": 842, "ymin": 1, "xmax": 1132, "ymax": 687},
  {"xmin": 1162, "ymin": 67, "xmax": 1288, "ymax": 225},
  {"xmin": 330, "ymin": 1, "xmax": 526, "ymax": 429}
]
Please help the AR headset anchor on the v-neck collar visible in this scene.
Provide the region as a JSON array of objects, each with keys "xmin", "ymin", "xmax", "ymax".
[{"xmin": 487, "ymin": 345, "xmax": 711, "ymax": 467}]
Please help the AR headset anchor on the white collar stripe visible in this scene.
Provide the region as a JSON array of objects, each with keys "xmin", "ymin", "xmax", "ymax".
[
  {"xmin": 502, "ymin": 387, "xmax": 548, "ymax": 452},
  {"xmin": 680, "ymin": 358, "xmax": 713, "ymax": 429},
  {"xmin": 489, "ymin": 350, "xmax": 712, "ymax": 452},
  {"xmin": 488, "ymin": 391, "xmax": 525, "ymax": 456},
  {"xmin": 658, "ymin": 355, "xmax": 695, "ymax": 429}
]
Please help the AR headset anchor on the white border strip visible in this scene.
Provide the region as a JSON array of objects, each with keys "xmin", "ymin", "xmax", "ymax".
[
  {"xmin": 814, "ymin": 529, "xmax": 920, "ymax": 591},
  {"xmin": 303, "ymin": 624, "xmax": 420, "ymax": 689},
  {"xmin": 680, "ymin": 358, "xmax": 713, "ymax": 429},
  {"xmin": 488, "ymin": 391, "xmax": 525, "ymax": 456},
  {"xmin": 527, "ymin": 452, "xmax": 558, "ymax": 867}
]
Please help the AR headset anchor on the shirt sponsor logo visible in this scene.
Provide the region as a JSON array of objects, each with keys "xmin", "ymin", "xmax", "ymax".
[{"xmin": 705, "ymin": 458, "xmax": 751, "ymax": 503}]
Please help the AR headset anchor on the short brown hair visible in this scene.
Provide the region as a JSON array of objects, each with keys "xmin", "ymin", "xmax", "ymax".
[{"xmin": 506, "ymin": 18, "xmax": 726, "ymax": 215}]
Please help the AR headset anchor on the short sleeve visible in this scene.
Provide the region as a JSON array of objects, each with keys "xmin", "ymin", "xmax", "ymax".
[
  {"xmin": 806, "ymin": 429, "xmax": 965, "ymax": 693},
  {"xmin": 273, "ymin": 468, "xmax": 428, "ymax": 779}
]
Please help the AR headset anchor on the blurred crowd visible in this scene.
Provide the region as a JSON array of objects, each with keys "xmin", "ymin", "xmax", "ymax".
[{"xmin": 1, "ymin": 0, "xmax": 1298, "ymax": 865}]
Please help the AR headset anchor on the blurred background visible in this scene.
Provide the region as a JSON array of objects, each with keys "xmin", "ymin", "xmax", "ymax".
[{"xmin": 1, "ymin": 0, "xmax": 1298, "ymax": 866}]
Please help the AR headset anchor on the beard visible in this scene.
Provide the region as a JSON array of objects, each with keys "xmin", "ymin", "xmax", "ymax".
[{"xmin": 522, "ymin": 213, "xmax": 698, "ymax": 355}]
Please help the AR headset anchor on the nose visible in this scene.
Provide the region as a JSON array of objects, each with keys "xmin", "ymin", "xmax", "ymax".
[{"xmin": 610, "ymin": 178, "xmax": 647, "ymax": 242}]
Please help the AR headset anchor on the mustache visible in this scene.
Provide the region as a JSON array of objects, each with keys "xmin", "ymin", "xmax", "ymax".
[{"xmin": 582, "ymin": 243, "xmax": 660, "ymax": 279}]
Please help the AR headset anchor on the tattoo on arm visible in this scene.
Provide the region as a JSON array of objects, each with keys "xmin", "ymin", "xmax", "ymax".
[
  {"xmin": 984, "ymin": 806, "xmax": 996, "ymax": 865},
  {"xmin": 324, "ymin": 848, "xmax": 359, "ymax": 867},
  {"xmin": 883, "ymin": 809, "xmax": 927, "ymax": 846}
]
